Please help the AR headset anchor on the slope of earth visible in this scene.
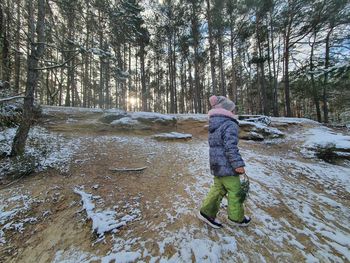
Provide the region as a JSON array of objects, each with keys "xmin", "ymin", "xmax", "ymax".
[{"xmin": 0, "ymin": 108, "xmax": 349, "ymax": 263}]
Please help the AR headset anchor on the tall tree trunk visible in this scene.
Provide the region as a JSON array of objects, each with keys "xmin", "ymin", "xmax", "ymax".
[
  {"xmin": 83, "ymin": 54, "xmax": 89, "ymax": 108},
  {"xmin": 98, "ymin": 10, "xmax": 104, "ymax": 108},
  {"xmin": 105, "ymin": 56, "xmax": 110, "ymax": 108},
  {"xmin": 173, "ymin": 32, "xmax": 177, "ymax": 113},
  {"xmin": 180, "ymin": 58, "xmax": 185, "ymax": 113},
  {"xmin": 187, "ymin": 57, "xmax": 194, "ymax": 113},
  {"xmin": 258, "ymin": 39, "xmax": 267, "ymax": 115},
  {"xmin": 45, "ymin": 70, "xmax": 50, "ymax": 104},
  {"xmin": 192, "ymin": 21, "xmax": 201, "ymax": 112},
  {"xmin": 229, "ymin": 18, "xmax": 237, "ymax": 104},
  {"xmin": 14, "ymin": 0, "xmax": 21, "ymax": 93},
  {"xmin": 168, "ymin": 32, "xmax": 174, "ymax": 113},
  {"xmin": 128, "ymin": 43, "xmax": 132, "ymax": 110},
  {"xmin": 11, "ymin": 0, "xmax": 46, "ymax": 156},
  {"xmin": 270, "ymin": 10, "xmax": 279, "ymax": 116},
  {"xmin": 0, "ymin": 3, "xmax": 3, "ymax": 80},
  {"xmin": 140, "ymin": 45, "xmax": 147, "ymax": 111},
  {"xmin": 310, "ymin": 31, "xmax": 321, "ymax": 122},
  {"xmin": 59, "ymin": 66, "xmax": 63, "ymax": 106},
  {"xmin": 255, "ymin": 12, "xmax": 267, "ymax": 115},
  {"xmin": 64, "ymin": 16, "xmax": 74, "ymax": 107},
  {"xmin": 323, "ymin": 28, "xmax": 332, "ymax": 123},
  {"xmin": 0, "ymin": 1, "xmax": 10, "ymax": 82},
  {"xmin": 82, "ymin": 10, "xmax": 90, "ymax": 108},
  {"xmin": 218, "ymin": 32, "xmax": 226, "ymax": 97},
  {"xmin": 206, "ymin": 0, "xmax": 217, "ymax": 94},
  {"xmin": 284, "ymin": 30, "xmax": 292, "ymax": 117}
]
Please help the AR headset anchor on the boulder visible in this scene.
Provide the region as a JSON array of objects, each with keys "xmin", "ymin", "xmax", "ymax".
[
  {"xmin": 239, "ymin": 131, "xmax": 264, "ymax": 141},
  {"xmin": 239, "ymin": 120, "xmax": 284, "ymax": 140},
  {"xmin": 239, "ymin": 115, "xmax": 271, "ymax": 125},
  {"xmin": 99, "ymin": 109, "xmax": 127, "ymax": 123},
  {"xmin": 131, "ymin": 112, "xmax": 177, "ymax": 126},
  {"xmin": 110, "ymin": 117, "xmax": 150, "ymax": 130}
]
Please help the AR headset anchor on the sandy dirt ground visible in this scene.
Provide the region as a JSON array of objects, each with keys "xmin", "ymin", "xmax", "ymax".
[{"xmin": 0, "ymin": 111, "xmax": 349, "ymax": 263}]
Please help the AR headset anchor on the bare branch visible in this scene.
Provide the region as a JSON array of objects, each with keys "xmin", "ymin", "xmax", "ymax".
[
  {"xmin": 35, "ymin": 51, "xmax": 80, "ymax": 70},
  {"xmin": 0, "ymin": 95, "xmax": 25, "ymax": 103}
]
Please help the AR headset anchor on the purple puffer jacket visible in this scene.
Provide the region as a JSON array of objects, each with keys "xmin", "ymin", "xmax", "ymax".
[{"xmin": 208, "ymin": 109, "xmax": 245, "ymax": 177}]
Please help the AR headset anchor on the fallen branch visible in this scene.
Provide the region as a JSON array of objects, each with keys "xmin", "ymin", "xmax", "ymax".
[
  {"xmin": 0, "ymin": 95, "xmax": 25, "ymax": 103},
  {"xmin": 109, "ymin": 166, "xmax": 147, "ymax": 172}
]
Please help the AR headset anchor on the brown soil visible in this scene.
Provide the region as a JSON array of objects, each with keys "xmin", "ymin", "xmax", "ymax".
[{"xmin": 0, "ymin": 111, "xmax": 349, "ymax": 263}]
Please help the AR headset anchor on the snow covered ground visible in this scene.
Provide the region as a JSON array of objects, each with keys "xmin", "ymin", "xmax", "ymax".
[
  {"xmin": 46, "ymin": 136, "xmax": 350, "ymax": 262},
  {"xmin": 303, "ymin": 126, "xmax": 350, "ymax": 151},
  {"xmin": 0, "ymin": 114, "xmax": 349, "ymax": 262},
  {"xmin": 0, "ymin": 127, "xmax": 82, "ymax": 177}
]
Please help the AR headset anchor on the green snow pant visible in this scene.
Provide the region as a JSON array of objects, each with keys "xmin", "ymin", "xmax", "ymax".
[{"xmin": 200, "ymin": 175, "xmax": 244, "ymax": 222}]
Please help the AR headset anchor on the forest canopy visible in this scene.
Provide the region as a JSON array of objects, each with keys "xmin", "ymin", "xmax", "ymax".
[{"xmin": 0, "ymin": 0, "xmax": 349, "ymax": 122}]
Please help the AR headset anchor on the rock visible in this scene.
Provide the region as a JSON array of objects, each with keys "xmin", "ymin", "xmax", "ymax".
[
  {"xmin": 239, "ymin": 121, "xmax": 284, "ymax": 140},
  {"xmin": 131, "ymin": 112, "xmax": 177, "ymax": 126},
  {"xmin": 239, "ymin": 115, "xmax": 271, "ymax": 126},
  {"xmin": 173, "ymin": 114, "xmax": 208, "ymax": 123},
  {"xmin": 239, "ymin": 131, "xmax": 264, "ymax": 141},
  {"xmin": 303, "ymin": 126, "xmax": 350, "ymax": 153},
  {"xmin": 99, "ymin": 109, "xmax": 127, "ymax": 123},
  {"xmin": 152, "ymin": 132, "xmax": 192, "ymax": 141},
  {"xmin": 107, "ymin": 112, "xmax": 177, "ymax": 130},
  {"xmin": 105, "ymin": 108, "xmax": 127, "ymax": 115},
  {"xmin": 270, "ymin": 117, "xmax": 318, "ymax": 125},
  {"xmin": 111, "ymin": 117, "xmax": 150, "ymax": 130}
]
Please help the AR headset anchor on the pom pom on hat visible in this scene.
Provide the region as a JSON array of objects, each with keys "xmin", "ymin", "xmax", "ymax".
[{"xmin": 209, "ymin": 95, "xmax": 218, "ymax": 107}]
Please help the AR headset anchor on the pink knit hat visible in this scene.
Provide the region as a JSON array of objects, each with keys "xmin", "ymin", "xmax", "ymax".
[{"xmin": 209, "ymin": 95, "xmax": 235, "ymax": 111}]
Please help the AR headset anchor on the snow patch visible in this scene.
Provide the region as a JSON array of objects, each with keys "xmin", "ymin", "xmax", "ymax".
[
  {"xmin": 0, "ymin": 126, "xmax": 82, "ymax": 176},
  {"xmin": 303, "ymin": 126, "xmax": 350, "ymax": 150},
  {"xmin": 42, "ymin": 105, "xmax": 103, "ymax": 114},
  {"xmin": 101, "ymin": 251, "xmax": 141, "ymax": 263},
  {"xmin": 0, "ymin": 194, "xmax": 35, "ymax": 244},
  {"xmin": 131, "ymin": 111, "xmax": 176, "ymax": 122},
  {"xmin": 270, "ymin": 117, "xmax": 318, "ymax": 125},
  {"xmin": 53, "ymin": 248, "xmax": 99, "ymax": 263},
  {"xmin": 74, "ymin": 188, "xmax": 140, "ymax": 238}
]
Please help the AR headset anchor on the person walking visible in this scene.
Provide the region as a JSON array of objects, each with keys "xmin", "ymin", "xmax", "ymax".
[{"xmin": 198, "ymin": 95, "xmax": 251, "ymax": 228}]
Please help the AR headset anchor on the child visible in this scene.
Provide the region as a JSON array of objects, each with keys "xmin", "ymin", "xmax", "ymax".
[{"xmin": 198, "ymin": 95, "xmax": 251, "ymax": 228}]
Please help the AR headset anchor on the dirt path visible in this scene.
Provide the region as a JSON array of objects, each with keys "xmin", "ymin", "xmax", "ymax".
[{"xmin": 0, "ymin": 114, "xmax": 349, "ymax": 262}]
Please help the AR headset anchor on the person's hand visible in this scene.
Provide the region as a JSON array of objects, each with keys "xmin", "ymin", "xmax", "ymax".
[{"xmin": 235, "ymin": 167, "xmax": 245, "ymax": 174}]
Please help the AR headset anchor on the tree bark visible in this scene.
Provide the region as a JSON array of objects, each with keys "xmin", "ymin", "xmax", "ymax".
[
  {"xmin": 229, "ymin": 17, "xmax": 238, "ymax": 104},
  {"xmin": 11, "ymin": 0, "xmax": 46, "ymax": 156},
  {"xmin": 168, "ymin": 30, "xmax": 174, "ymax": 113},
  {"xmin": 310, "ymin": 31, "xmax": 321, "ymax": 122},
  {"xmin": 173, "ymin": 32, "xmax": 177, "ymax": 113},
  {"xmin": 270, "ymin": 10, "xmax": 279, "ymax": 116},
  {"xmin": 256, "ymin": 12, "xmax": 267, "ymax": 115},
  {"xmin": 0, "ymin": 1, "xmax": 11, "ymax": 82},
  {"xmin": 284, "ymin": 29, "xmax": 292, "ymax": 117},
  {"xmin": 206, "ymin": 0, "xmax": 217, "ymax": 95},
  {"xmin": 323, "ymin": 28, "xmax": 332, "ymax": 123},
  {"xmin": 140, "ymin": 45, "xmax": 147, "ymax": 111},
  {"xmin": 14, "ymin": 0, "xmax": 21, "ymax": 93},
  {"xmin": 217, "ymin": 32, "xmax": 226, "ymax": 97},
  {"xmin": 191, "ymin": 2, "xmax": 201, "ymax": 113}
]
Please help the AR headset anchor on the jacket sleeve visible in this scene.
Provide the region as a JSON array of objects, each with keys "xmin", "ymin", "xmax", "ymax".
[{"xmin": 222, "ymin": 121, "xmax": 245, "ymax": 169}]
